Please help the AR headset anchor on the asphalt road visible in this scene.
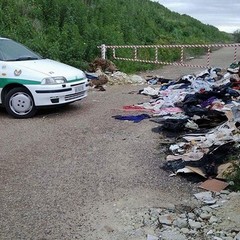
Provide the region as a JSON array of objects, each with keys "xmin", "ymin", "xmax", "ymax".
[{"xmin": 0, "ymin": 46, "xmax": 238, "ymax": 240}]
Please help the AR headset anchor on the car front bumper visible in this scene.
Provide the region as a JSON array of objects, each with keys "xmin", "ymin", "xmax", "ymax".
[{"xmin": 27, "ymin": 79, "xmax": 89, "ymax": 106}]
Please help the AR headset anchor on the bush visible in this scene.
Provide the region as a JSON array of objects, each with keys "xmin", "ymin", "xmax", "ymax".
[{"xmin": 227, "ymin": 162, "xmax": 240, "ymax": 191}]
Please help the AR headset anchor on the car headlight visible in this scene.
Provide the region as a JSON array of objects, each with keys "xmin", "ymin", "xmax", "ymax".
[{"xmin": 41, "ymin": 76, "xmax": 67, "ymax": 85}]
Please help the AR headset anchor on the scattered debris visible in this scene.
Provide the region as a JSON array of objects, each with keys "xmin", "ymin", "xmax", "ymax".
[
  {"xmin": 108, "ymin": 62, "xmax": 240, "ymax": 240},
  {"xmin": 115, "ymin": 63, "xmax": 240, "ymax": 186},
  {"xmin": 199, "ymin": 179, "xmax": 229, "ymax": 192},
  {"xmin": 108, "ymin": 71, "xmax": 146, "ymax": 85},
  {"xmin": 86, "ymin": 68, "xmax": 109, "ymax": 91},
  {"xmin": 112, "ymin": 191, "xmax": 240, "ymax": 240},
  {"xmin": 86, "ymin": 58, "xmax": 146, "ymax": 90}
]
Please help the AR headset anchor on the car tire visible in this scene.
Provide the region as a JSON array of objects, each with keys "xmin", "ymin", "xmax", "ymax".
[{"xmin": 5, "ymin": 87, "xmax": 37, "ymax": 118}]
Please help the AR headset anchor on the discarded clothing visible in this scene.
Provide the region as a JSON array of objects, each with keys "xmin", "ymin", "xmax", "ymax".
[
  {"xmin": 162, "ymin": 142, "xmax": 239, "ymax": 179},
  {"xmin": 122, "ymin": 105, "xmax": 153, "ymax": 112},
  {"xmin": 148, "ymin": 64, "xmax": 240, "ymax": 182},
  {"xmin": 153, "ymin": 107, "xmax": 183, "ymax": 116},
  {"xmin": 139, "ymin": 86, "xmax": 159, "ymax": 97},
  {"xmin": 162, "ymin": 118, "xmax": 188, "ymax": 132},
  {"xmin": 112, "ymin": 114, "xmax": 151, "ymax": 123}
]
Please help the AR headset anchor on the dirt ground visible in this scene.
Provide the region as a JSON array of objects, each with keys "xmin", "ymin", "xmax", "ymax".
[{"xmin": 0, "ymin": 47, "xmax": 239, "ymax": 240}]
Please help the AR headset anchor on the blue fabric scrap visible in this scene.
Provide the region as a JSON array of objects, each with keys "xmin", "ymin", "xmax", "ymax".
[{"xmin": 112, "ymin": 114, "xmax": 151, "ymax": 123}]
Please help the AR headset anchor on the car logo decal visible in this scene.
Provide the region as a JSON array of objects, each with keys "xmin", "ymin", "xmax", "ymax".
[{"xmin": 14, "ymin": 69, "xmax": 22, "ymax": 76}]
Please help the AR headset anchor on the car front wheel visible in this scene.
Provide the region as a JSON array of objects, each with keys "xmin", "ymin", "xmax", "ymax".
[{"xmin": 5, "ymin": 87, "xmax": 37, "ymax": 118}]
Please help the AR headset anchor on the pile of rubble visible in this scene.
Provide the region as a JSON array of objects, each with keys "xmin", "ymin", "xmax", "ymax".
[
  {"xmin": 152, "ymin": 190, "xmax": 240, "ymax": 240},
  {"xmin": 109, "ymin": 189, "xmax": 240, "ymax": 240},
  {"xmin": 86, "ymin": 58, "xmax": 146, "ymax": 90},
  {"xmin": 126, "ymin": 191, "xmax": 240, "ymax": 240}
]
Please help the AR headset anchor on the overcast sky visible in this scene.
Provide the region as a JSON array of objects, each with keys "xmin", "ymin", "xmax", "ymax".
[{"xmin": 152, "ymin": 0, "xmax": 240, "ymax": 33}]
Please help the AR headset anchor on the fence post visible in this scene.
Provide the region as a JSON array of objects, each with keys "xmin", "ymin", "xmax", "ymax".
[
  {"xmin": 207, "ymin": 47, "xmax": 211, "ymax": 67},
  {"xmin": 134, "ymin": 47, "xmax": 137, "ymax": 60},
  {"xmin": 234, "ymin": 45, "xmax": 237, "ymax": 63},
  {"xmin": 101, "ymin": 44, "xmax": 106, "ymax": 59},
  {"xmin": 155, "ymin": 47, "xmax": 158, "ymax": 63},
  {"xmin": 180, "ymin": 47, "xmax": 184, "ymax": 63}
]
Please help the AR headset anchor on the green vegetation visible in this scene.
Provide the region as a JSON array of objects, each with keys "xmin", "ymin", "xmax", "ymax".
[
  {"xmin": 0, "ymin": 0, "xmax": 233, "ymax": 72},
  {"xmin": 227, "ymin": 162, "xmax": 240, "ymax": 191},
  {"xmin": 233, "ymin": 30, "xmax": 240, "ymax": 43}
]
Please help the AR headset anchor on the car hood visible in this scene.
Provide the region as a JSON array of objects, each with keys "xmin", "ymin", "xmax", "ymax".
[{"xmin": 14, "ymin": 59, "xmax": 85, "ymax": 79}]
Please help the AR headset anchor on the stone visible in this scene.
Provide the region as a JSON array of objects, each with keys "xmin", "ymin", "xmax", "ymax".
[
  {"xmin": 147, "ymin": 234, "xmax": 159, "ymax": 240},
  {"xmin": 187, "ymin": 213, "xmax": 196, "ymax": 220},
  {"xmin": 200, "ymin": 212, "xmax": 212, "ymax": 220},
  {"xmin": 194, "ymin": 191, "xmax": 216, "ymax": 204},
  {"xmin": 159, "ymin": 214, "xmax": 174, "ymax": 225},
  {"xmin": 220, "ymin": 190, "xmax": 230, "ymax": 195},
  {"xmin": 160, "ymin": 230, "xmax": 187, "ymax": 240},
  {"xmin": 179, "ymin": 213, "xmax": 187, "ymax": 218},
  {"xmin": 210, "ymin": 204, "xmax": 221, "ymax": 209},
  {"xmin": 201, "ymin": 206, "xmax": 212, "ymax": 212},
  {"xmin": 189, "ymin": 219, "xmax": 202, "ymax": 229},
  {"xmin": 220, "ymin": 194, "xmax": 230, "ymax": 200},
  {"xmin": 209, "ymin": 216, "xmax": 219, "ymax": 224},
  {"xmin": 188, "ymin": 229, "xmax": 197, "ymax": 235},
  {"xmin": 181, "ymin": 228, "xmax": 190, "ymax": 234},
  {"xmin": 234, "ymin": 232, "xmax": 240, "ymax": 240},
  {"xmin": 207, "ymin": 230, "xmax": 214, "ymax": 235},
  {"xmin": 165, "ymin": 203, "xmax": 176, "ymax": 211},
  {"xmin": 173, "ymin": 218, "xmax": 188, "ymax": 228},
  {"xmin": 213, "ymin": 237, "xmax": 223, "ymax": 240}
]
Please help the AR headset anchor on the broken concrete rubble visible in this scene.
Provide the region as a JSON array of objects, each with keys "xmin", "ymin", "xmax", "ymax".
[{"xmin": 113, "ymin": 191, "xmax": 240, "ymax": 240}]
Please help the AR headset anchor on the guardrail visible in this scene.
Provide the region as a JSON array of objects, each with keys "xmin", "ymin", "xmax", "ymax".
[{"xmin": 98, "ymin": 43, "xmax": 240, "ymax": 68}]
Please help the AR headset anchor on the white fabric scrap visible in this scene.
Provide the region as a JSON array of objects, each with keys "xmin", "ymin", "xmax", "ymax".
[{"xmin": 141, "ymin": 86, "xmax": 159, "ymax": 96}]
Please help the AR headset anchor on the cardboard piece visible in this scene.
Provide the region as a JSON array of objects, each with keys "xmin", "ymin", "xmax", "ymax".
[
  {"xmin": 186, "ymin": 166, "xmax": 207, "ymax": 178},
  {"xmin": 199, "ymin": 179, "xmax": 229, "ymax": 192}
]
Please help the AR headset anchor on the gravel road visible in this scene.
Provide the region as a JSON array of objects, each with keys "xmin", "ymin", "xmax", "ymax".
[{"xmin": 0, "ymin": 47, "xmax": 238, "ymax": 240}]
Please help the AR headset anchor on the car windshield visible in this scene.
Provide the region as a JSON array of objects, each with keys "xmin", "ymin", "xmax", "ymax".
[{"xmin": 0, "ymin": 38, "xmax": 42, "ymax": 61}]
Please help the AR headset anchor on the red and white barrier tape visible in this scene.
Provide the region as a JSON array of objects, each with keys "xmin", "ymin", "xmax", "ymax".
[
  {"xmin": 99, "ymin": 43, "xmax": 240, "ymax": 68},
  {"xmin": 99, "ymin": 43, "xmax": 240, "ymax": 49}
]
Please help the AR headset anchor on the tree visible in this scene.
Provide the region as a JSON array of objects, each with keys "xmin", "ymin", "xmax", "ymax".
[{"xmin": 233, "ymin": 30, "xmax": 240, "ymax": 43}]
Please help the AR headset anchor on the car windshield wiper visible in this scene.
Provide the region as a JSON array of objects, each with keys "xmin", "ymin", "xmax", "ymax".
[{"xmin": 8, "ymin": 56, "xmax": 40, "ymax": 61}]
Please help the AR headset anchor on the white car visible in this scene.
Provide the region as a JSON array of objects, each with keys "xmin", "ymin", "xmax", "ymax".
[{"xmin": 0, "ymin": 37, "xmax": 89, "ymax": 118}]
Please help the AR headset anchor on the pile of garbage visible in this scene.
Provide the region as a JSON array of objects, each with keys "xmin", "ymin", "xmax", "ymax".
[
  {"xmin": 86, "ymin": 58, "xmax": 146, "ymax": 90},
  {"xmin": 118, "ymin": 62, "xmax": 240, "ymax": 186}
]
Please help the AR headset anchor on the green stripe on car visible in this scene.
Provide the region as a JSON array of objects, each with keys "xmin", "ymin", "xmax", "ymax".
[
  {"xmin": 0, "ymin": 77, "xmax": 86, "ymax": 88},
  {"xmin": 0, "ymin": 78, "xmax": 40, "ymax": 88}
]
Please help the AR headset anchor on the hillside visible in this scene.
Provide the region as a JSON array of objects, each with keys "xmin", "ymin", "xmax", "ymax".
[{"xmin": 0, "ymin": 0, "xmax": 232, "ymax": 72}]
